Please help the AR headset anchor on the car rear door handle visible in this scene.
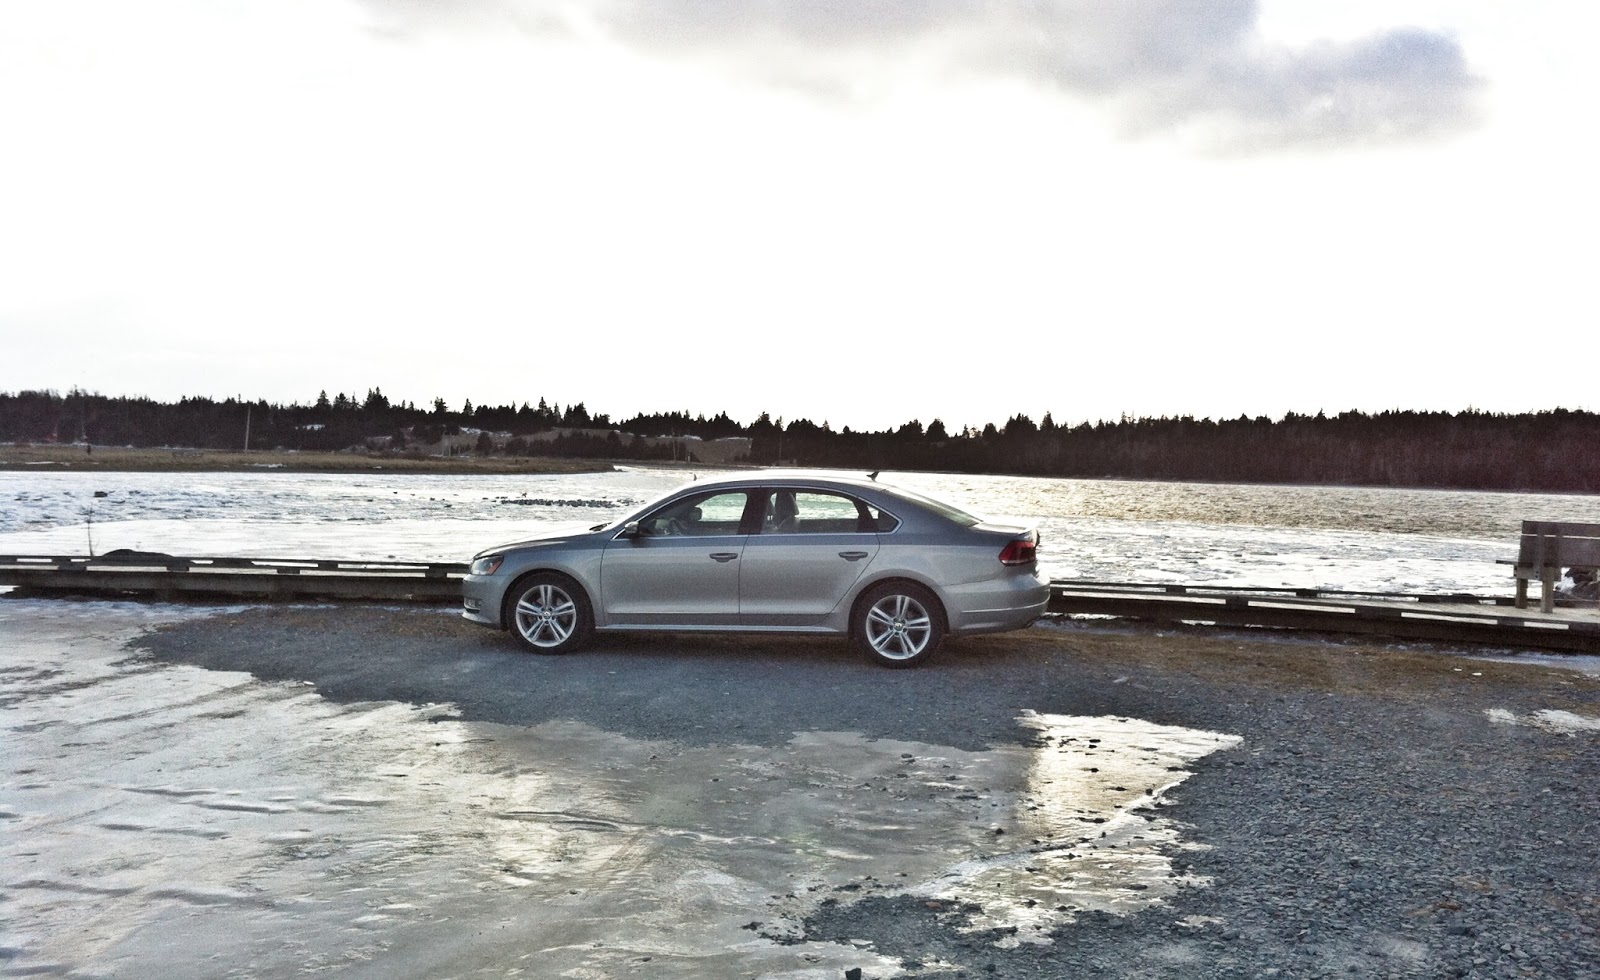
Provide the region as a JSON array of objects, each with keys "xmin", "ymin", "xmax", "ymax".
[
  {"xmin": 838, "ymin": 551, "xmax": 869, "ymax": 561},
  {"xmin": 709, "ymin": 552, "xmax": 739, "ymax": 563}
]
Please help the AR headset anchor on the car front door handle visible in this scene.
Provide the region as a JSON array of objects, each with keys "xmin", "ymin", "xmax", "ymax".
[
  {"xmin": 838, "ymin": 551, "xmax": 869, "ymax": 561},
  {"xmin": 709, "ymin": 552, "xmax": 739, "ymax": 563}
]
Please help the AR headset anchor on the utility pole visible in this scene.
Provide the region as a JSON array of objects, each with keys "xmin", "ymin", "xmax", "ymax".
[{"xmin": 244, "ymin": 406, "xmax": 252, "ymax": 452}]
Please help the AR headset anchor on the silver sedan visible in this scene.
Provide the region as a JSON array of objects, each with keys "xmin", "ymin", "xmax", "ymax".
[{"xmin": 462, "ymin": 473, "xmax": 1050, "ymax": 667}]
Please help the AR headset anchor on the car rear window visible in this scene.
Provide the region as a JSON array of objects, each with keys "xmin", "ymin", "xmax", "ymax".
[
  {"xmin": 878, "ymin": 486, "xmax": 981, "ymax": 527},
  {"xmin": 760, "ymin": 490, "xmax": 897, "ymax": 534}
]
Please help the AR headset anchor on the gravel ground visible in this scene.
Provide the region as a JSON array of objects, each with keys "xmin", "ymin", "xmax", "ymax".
[{"xmin": 136, "ymin": 606, "xmax": 1600, "ymax": 980}]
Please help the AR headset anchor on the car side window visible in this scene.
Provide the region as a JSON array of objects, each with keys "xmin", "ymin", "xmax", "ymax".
[
  {"xmin": 760, "ymin": 490, "xmax": 892, "ymax": 534},
  {"xmin": 638, "ymin": 491, "xmax": 751, "ymax": 536}
]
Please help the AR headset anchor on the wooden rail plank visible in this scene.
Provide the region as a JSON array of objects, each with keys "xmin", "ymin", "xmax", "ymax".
[
  {"xmin": 1050, "ymin": 583, "xmax": 1600, "ymax": 654},
  {"xmin": 0, "ymin": 554, "xmax": 467, "ymax": 602}
]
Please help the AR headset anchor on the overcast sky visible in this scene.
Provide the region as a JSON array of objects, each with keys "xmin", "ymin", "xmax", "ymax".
[{"xmin": 2, "ymin": 1, "xmax": 1595, "ymax": 432}]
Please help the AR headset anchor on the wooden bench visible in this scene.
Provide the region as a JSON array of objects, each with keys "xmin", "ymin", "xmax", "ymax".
[{"xmin": 1505, "ymin": 521, "xmax": 1600, "ymax": 613}]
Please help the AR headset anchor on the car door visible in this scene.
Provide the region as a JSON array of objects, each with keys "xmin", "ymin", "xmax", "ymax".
[
  {"xmin": 599, "ymin": 490, "xmax": 754, "ymax": 627},
  {"xmin": 739, "ymin": 489, "xmax": 882, "ymax": 627}
]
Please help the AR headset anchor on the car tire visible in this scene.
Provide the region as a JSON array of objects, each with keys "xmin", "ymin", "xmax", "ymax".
[
  {"xmin": 505, "ymin": 573, "xmax": 593, "ymax": 655},
  {"xmin": 852, "ymin": 581, "xmax": 944, "ymax": 668}
]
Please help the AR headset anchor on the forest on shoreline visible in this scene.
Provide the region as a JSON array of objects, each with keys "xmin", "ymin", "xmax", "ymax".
[{"xmin": 2, "ymin": 388, "xmax": 1596, "ymax": 493}]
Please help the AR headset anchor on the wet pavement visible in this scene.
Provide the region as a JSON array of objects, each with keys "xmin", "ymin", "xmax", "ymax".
[{"xmin": 2, "ymin": 601, "xmax": 1242, "ymax": 979}]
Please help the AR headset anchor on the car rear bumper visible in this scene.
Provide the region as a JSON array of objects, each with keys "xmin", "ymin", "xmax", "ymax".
[{"xmin": 946, "ymin": 573, "xmax": 1052, "ymax": 635}]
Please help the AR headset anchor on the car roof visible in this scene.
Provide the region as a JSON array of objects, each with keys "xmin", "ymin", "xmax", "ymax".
[
  {"xmin": 622, "ymin": 470, "xmax": 990, "ymax": 529},
  {"xmin": 672, "ymin": 471, "xmax": 885, "ymax": 494}
]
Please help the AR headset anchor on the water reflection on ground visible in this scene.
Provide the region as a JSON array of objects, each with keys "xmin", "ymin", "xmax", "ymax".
[
  {"xmin": 2, "ymin": 602, "xmax": 1239, "ymax": 979},
  {"xmin": 906, "ymin": 711, "xmax": 1239, "ymax": 945}
]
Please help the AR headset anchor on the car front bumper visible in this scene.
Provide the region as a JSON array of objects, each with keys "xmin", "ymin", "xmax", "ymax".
[{"xmin": 461, "ymin": 575, "xmax": 504, "ymax": 629}]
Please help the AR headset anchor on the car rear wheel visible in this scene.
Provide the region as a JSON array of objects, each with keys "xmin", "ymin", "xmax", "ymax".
[
  {"xmin": 853, "ymin": 581, "xmax": 944, "ymax": 668},
  {"xmin": 506, "ymin": 573, "xmax": 593, "ymax": 655}
]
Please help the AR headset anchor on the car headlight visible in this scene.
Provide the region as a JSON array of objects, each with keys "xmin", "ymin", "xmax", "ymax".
[{"xmin": 470, "ymin": 555, "xmax": 505, "ymax": 576}]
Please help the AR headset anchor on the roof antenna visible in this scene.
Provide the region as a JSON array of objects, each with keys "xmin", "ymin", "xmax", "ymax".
[{"xmin": 868, "ymin": 470, "xmax": 879, "ymax": 481}]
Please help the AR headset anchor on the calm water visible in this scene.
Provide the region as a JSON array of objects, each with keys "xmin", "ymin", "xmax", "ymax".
[{"xmin": 3, "ymin": 466, "xmax": 1598, "ymax": 595}]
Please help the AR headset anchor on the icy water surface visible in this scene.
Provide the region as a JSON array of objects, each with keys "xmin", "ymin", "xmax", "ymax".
[
  {"xmin": 1, "ymin": 600, "xmax": 1236, "ymax": 978},
  {"xmin": 4, "ymin": 466, "xmax": 1599, "ymax": 593}
]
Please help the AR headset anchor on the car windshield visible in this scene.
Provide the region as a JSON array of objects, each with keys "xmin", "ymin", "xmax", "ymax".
[
  {"xmin": 599, "ymin": 485, "xmax": 689, "ymax": 532},
  {"xmin": 876, "ymin": 485, "xmax": 982, "ymax": 526}
]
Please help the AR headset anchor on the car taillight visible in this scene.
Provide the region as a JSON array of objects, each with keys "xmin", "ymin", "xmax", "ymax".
[{"xmin": 998, "ymin": 533, "xmax": 1038, "ymax": 566}]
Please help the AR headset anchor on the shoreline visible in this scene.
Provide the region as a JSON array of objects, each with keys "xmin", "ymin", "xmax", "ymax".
[
  {"xmin": 4, "ymin": 444, "xmax": 1595, "ymax": 495},
  {"xmin": 0, "ymin": 444, "xmax": 613, "ymax": 475}
]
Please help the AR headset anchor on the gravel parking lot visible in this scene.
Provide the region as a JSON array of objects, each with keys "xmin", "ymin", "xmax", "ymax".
[{"xmin": 7, "ymin": 601, "xmax": 1599, "ymax": 979}]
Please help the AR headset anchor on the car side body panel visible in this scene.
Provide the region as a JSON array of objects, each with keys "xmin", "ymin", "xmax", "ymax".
[
  {"xmin": 737, "ymin": 531, "xmax": 879, "ymax": 626},
  {"xmin": 599, "ymin": 533, "xmax": 746, "ymax": 626}
]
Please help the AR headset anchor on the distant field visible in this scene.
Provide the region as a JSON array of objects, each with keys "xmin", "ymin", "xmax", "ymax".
[{"xmin": 0, "ymin": 444, "xmax": 612, "ymax": 475}]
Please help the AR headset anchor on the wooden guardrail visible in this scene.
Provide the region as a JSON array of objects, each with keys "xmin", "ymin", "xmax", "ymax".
[
  {"xmin": 0, "ymin": 552, "xmax": 467, "ymax": 601},
  {"xmin": 1049, "ymin": 581, "xmax": 1600, "ymax": 654}
]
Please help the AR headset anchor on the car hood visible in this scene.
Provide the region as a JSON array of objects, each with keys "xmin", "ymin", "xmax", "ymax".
[{"xmin": 472, "ymin": 523, "xmax": 604, "ymax": 559}]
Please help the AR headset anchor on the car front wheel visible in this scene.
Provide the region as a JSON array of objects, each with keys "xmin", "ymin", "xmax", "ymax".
[
  {"xmin": 506, "ymin": 573, "xmax": 593, "ymax": 655},
  {"xmin": 852, "ymin": 581, "xmax": 944, "ymax": 668}
]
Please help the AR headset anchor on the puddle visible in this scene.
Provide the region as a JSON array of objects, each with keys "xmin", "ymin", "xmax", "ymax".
[
  {"xmin": 1473, "ymin": 652, "xmax": 1600, "ymax": 678},
  {"xmin": 902, "ymin": 712, "xmax": 1239, "ymax": 945},
  {"xmin": 2, "ymin": 600, "xmax": 1240, "ymax": 978},
  {"xmin": 1486, "ymin": 707, "xmax": 1600, "ymax": 733}
]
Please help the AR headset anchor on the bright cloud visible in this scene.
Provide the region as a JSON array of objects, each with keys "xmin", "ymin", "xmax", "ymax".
[{"xmin": 363, "ymin": 0, "xmax": 1483, "ymax": 153}]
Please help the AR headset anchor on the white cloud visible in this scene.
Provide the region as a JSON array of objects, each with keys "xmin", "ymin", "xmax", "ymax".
[{"xmin": 361, "ymin": 0, "xmax": 1484, "ymax": 153}]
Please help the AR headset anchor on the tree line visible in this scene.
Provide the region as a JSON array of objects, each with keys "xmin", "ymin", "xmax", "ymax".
[{"xmin": 3, "ymin": 388, "xmax": 1597, "ymax": 493}]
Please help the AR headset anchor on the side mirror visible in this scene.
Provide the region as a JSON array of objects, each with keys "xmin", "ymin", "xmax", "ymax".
[{"xmin": 620, "ymin": 521, "xmax": 642, "ymax": 540}]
